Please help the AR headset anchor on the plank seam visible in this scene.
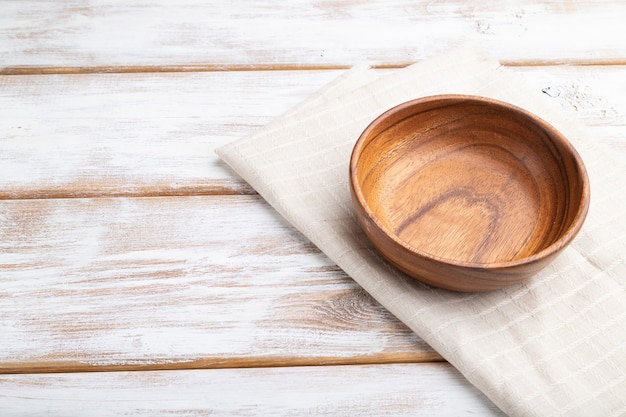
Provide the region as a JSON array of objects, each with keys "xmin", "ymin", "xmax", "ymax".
[
  {"xmin": 0, "ymin": 353, "xmax": 446, "ymax": 375},
  {"xmin": 2, "ymin": 60, "xmax": 626, "ymax": 75}
]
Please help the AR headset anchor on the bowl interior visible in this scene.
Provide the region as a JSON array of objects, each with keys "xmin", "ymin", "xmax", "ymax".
[{"xmin": 352, "ymin": 96, "xmax": 588, "ymax": 266}]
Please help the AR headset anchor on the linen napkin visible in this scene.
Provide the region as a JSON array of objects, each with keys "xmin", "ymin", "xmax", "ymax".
[{"xmin": 216, "ymin": 46, "xmax": 626, "ymax": 417}]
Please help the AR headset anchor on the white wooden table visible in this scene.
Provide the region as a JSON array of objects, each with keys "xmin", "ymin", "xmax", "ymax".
[{"xmin": 1, "ymin": 2, "xmax": 625, "ymax": 415}]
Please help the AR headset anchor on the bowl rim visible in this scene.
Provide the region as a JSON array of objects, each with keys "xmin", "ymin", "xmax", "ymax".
[{"xmin": 349, "ymin": 94, "xmax": 591, "ymax": 270}]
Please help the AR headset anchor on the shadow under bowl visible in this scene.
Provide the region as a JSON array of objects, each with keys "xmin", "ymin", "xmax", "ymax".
[{"xmin": 350, "ymin": 95, "xmax": 590, "ymax": 292}]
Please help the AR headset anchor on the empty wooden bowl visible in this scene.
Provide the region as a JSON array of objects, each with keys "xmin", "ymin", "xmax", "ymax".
[{"xmin": 350, "ymin": 95, "xmax": 590, "ymax": 292}]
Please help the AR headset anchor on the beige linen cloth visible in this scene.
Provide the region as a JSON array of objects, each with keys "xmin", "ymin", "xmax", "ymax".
[{"xmin": 217, "ymin": 46, "xmax": 626, "ymax": 416}]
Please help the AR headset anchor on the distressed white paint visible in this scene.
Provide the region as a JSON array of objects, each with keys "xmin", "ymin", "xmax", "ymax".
[
  {"xmin": 0, "ymin": 363, "xmax": 505, "ymax": 417},
  {"xmin": 0, "ymin": 195, "xmax": 429, "ymax": 370},
  {"xmin": 0, "ymin": 1, "xmax": 625, "ymax": 68},
  {"xmin": 0, "ymin": 66, "xmax": 625, "ymax": 198},
  {"xmin": 0, "ymin": 70, "xmax": 342, "ymax": 197},
  {"xmin": 0, "ymin": 1, "xmax": 624, "ymax": 415}
]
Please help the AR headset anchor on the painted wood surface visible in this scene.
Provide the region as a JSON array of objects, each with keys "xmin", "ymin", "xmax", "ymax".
[
  {"xmin": 1, "ymin": 0, "xmax": 625, "ymax": 71},
  {"xmin": 0, "ymin": 363, "xmax": 505, "ymax": 417},
  {"xmin": 0, "ymin": 69, "xmax": 341, "ymax": 198},
  {"xmin": 0, "ymin": 195, "xmax": 436, "ymax": 373},
  {"xmin": 1, "ymin": 66, "xmax": 624, "ymax": 199},
  {"xmin": 1, "ymin": 1, "xmax": 625, "ymax": 415}
]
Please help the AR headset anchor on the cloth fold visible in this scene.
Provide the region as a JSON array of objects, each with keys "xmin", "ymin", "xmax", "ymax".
[{"xmin": 217, "ymin": 46, "xmax": 626, "ymax": 417}]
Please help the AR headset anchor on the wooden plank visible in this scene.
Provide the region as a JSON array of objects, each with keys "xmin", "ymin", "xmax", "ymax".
[
  {"xmin": 0, "ymin": 195, "xmax": 438, "ymax": 373},
  {"xmin": 1, "ymin": 66, "xmax": 625, "ymax": 199},
  {"xmin": 0, "ymin": 363, "xmax": 505, "ymax": 416},
  {"xmin": 0, "ymin": 1, "xmax": 625, "ymax": 70},
  {"xmin": 0, "ymin": 69, "xmax": 343, "ymax": 199}
]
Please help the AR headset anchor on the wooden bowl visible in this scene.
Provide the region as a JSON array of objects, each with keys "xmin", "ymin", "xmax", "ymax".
[{"xmin": 350, "ymin": 95, "xmax": 590, "ymax": 292}]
